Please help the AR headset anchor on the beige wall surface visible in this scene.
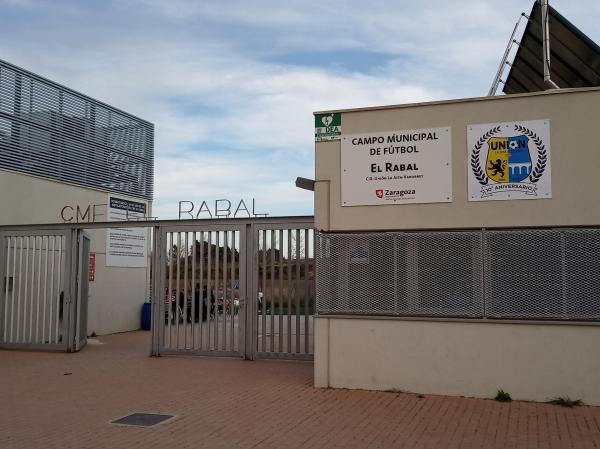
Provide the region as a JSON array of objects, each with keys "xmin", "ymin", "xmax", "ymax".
[
  {"xmin": 0, "ymin": 169, "xmax": 151, "ymax": 335},
  {"xmin": 315, "ymin": 316, "xmax": 600, "ymax": 405},
  {"xmin": 87, "ymin": 253, "xmax": 148, "ymax": 335},
  {"xmin": 315, "ymin": 88, "xmax": 600, "ymax": 231}
]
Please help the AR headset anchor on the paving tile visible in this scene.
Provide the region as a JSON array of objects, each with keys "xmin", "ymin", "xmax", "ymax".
[{"xmin": 1, "ymin": 331, "xmax": 599, "ymax": 449}]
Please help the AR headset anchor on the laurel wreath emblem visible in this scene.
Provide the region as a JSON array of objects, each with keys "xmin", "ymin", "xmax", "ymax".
[
  {"xmin": 470, "ymin": 126, "xmax": 501, "ymax": 185},
  {"xmin": 470, "ymin": 124, "xmax": 547, "ymax": 185}
]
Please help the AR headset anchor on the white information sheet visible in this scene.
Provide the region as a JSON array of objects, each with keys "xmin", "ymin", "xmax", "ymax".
[{"xmin": 106, "ymin": 196, "xmax": 148, "ymax": 268}]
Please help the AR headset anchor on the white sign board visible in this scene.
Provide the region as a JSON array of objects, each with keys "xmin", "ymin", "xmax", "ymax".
[
  {"xmin": 106, "ymin": 196, "xmax": 148, "ymax": 268},
  {"xmin": 341, "ymin": 127, "xmax": 452, "ymax": 206},
  {"xmin": 467, "ymin": 119, "xmax": 552, "ymax": 201}
]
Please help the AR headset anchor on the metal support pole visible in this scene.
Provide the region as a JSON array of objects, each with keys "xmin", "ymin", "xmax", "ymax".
[
  {"xmin": 65, "ymin": 230, "xmax": 77, "ymax": 352},
  {"xmin": 244, "ymin": 223, "xmax": 255, "ymax": 360},
  {"xmin": 541, "ymin": 0, "xmax": 560, "ymax": 89},
  {"xmin": 150, "ymin": 226, "xmax": 162, "ymax": 356}
]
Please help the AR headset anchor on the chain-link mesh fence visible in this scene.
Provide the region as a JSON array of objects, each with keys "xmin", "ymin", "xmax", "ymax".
[{"xmin": 316, "ymin": 228, "xmax": 600, "ymax": 321}]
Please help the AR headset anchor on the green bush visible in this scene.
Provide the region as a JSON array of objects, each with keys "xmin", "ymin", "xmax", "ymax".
[
  {"xmin": 495, "ymin": 390, "xmax": 512, "ymax": 402},
  {"xmin": 547, "ymin": 397, "xmax": 583, "ymax": 407}
]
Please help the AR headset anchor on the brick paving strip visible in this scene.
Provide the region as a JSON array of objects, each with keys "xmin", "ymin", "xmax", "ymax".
[{"xmin": 1, "ymin": 331, "xmax": 599, "ymax": 449}]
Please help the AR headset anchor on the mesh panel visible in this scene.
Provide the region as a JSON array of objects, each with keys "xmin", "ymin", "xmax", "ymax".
[
  {"xmin": 316, "ymin": 231, "xmax": 483, "ymax": 317},
  {"xmin": 409, "ymin": 232, "xmax": 483, "ymax": 317},
  {"xmin": 564, "ymin": 230, "xmax": 600, "ymax": 319},
  {"xmin": 317, "ymin": 228, "xmax": 600, "ymax": 322},
  {"xmin": 484, "ymin": 230, "xmax": 563, "ymax": 319}
]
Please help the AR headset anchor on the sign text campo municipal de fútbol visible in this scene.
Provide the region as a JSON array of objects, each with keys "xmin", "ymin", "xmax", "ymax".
[{"xmin": 341, "ymin": 127, "xmax": 452, "ymax": 206}]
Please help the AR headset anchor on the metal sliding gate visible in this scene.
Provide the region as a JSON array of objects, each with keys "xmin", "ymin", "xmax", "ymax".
[
  {"xmin": 253, "ymin": 223, "xmax": 314, "ymax": 360},
  {"xmin": 0, "ymin": 229, "xmax": 90, "ymax": 352},
  {"xmin": 151, "ymin": 218, "xmax": 315, "ymax": 360},
  {"xmin": 154, "ymin": 224, "xmax": 247, "ymax": 357}
]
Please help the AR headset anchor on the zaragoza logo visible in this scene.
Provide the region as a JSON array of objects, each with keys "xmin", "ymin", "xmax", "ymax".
[{"xmin": 470, "ymin": 123, "xmax": 548, "ymax": 199}]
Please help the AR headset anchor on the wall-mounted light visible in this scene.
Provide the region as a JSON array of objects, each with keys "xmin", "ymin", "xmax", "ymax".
[{"xmin": 295, "ymin": 177, "xmax": 315, "ymax": 191}]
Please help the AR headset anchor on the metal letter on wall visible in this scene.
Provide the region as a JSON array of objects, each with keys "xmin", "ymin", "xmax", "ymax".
[
  {"xmin": 341, "ymin": 127, "xmax": 452, "ymax": 206},
  {"xmin": 467, "ymin": 120, "xmax": 552, "ymax": 201}
]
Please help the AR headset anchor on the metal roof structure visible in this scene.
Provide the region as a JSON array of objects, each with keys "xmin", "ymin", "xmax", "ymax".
[{"xmin": 503, "ymin": 2, "xmax": 600, "ymax": 94}]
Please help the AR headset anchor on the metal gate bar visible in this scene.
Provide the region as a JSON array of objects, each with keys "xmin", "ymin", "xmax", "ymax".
[{"xmin": 157, "ymin": 225, "xmax": 246, "ymax": 357}]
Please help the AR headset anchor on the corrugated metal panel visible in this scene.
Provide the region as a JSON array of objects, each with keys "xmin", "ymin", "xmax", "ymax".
[
  {"xmin": 0, "ymin": 59, "xmax": 154, "ymax": 200},
  {"xmin": 503, "ymin": 2, "xmax": 600, "ymax": 94}
]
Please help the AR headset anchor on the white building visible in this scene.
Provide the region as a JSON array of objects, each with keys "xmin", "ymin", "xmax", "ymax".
[{"xmin": 0, "ymin": 58, "xmax": 153, "ymax": 335}]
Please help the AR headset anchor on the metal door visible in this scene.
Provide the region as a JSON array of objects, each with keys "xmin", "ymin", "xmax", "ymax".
[
  {"xmin": 251, "ymin": 223, "xmax": 314, "ymax": 360},
  {"xmin": 154, "ymin": 224, "xmax": 247, "ymax": 357},
  {"xmin": 73, "ymin": 231, "xmax": 91, "ymax": 351},
  {"xmin": 0, "ymin": 230, "xmax": 73, "ymax": 351},
  {"xmin": 150, "ymin": 218, "xmax": 315, "ymax": 360}
]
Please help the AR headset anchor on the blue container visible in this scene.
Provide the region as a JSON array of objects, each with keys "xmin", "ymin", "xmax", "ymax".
[{"xmin": 141, "ymin": 302, "xmax": 152, "ymax": 330}]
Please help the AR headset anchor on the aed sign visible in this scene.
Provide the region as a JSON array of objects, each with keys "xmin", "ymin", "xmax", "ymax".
[
  {"xmin": 315, "ymin": 113, "xmax": 342, "ymax": 142},
  {"xmin": 341, "ymin": 127, "xmax": 452, "ymax": 206}
]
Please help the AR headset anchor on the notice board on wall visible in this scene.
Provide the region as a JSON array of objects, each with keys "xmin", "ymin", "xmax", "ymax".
[
  {"xmin": 341, "ymin": 127, "xmax": 452, "ymax": 206},
  {"xmin": 106, "ymin": 196, "xmax": 148, "ymax": 268}
]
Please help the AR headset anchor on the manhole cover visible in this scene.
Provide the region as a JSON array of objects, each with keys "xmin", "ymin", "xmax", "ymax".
[{"xmin": 111, "ymin": 413, "xmax": 173, "ymax": 427}]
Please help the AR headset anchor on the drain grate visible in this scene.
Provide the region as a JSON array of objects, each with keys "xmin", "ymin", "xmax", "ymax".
[{"xmin": 111, "ymin": 413, "xmax": 174, "ymax": 427}]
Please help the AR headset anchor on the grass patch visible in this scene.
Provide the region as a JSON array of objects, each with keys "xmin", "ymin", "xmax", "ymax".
[
  {"xmin": 385, "ymin": 388, "xmax": 404, "ymax": 394},
  {"xmin": 547, "ymin": 397, "xmax": 583, "ymax": 407},
  {"xmin": 495, "ymin": 390, "xmax": 512, "ymax": 402}
]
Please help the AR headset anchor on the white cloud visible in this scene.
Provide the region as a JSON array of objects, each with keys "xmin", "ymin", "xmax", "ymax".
[
  {"xmin": 152, "ymin": 151, "xmax": 313, "ymax": 219},
  {"xmin": 2, "ymin": 0, "xmax": 600, "ymax": 218}
]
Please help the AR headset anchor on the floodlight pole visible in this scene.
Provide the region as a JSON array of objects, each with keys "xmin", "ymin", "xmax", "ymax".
[{"xmin": 541, "ymin": 0, "xmax": 560, "ymax": 89}]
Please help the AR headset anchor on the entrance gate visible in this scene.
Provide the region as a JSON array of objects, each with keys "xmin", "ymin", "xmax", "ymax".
[
  {"xmin": 0, "ymin": 229, "xmax": 90, "ymax": 352},
  {"xmin": 154, "ymin": 223, "xmax": 246, "ymax": 357},
  {"xmin": 151, "ymin": 218, "xmax": 314, "ymax": 360},
  {"xmin": 0, "ymin": 217, "xmax": 314, "ymax": 358}
]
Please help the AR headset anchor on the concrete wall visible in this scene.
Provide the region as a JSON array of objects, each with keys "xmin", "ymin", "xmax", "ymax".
[
  {"xmin": 315, "ymin": 316, "xmax": 600, "ymax": 405},
  {"xmin": 0, "ymin": 169, "xmax": 151, "ymax": 335},
  {"xmin": 315, "ymin": 87, "xmax": 600, "ymax": 231},
  {"xmin": 313, "ymin": 88, "xmax": 600, "ymax": 404}
]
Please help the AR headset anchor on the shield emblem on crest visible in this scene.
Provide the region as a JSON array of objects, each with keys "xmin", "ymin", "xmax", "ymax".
[{"xmin": 486, "ymin": 135, "xmax": 531, "ymax": 183}]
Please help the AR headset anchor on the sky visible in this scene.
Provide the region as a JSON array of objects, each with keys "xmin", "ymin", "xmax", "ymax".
[{"xmin": 1, "ymin": 0, "xmax": 599, "ymax": 219}]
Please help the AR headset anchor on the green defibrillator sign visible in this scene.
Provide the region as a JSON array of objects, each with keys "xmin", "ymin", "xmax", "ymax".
[{"xmin": 315, "ymin": 113, "xmax": 342, "ymax": 142}]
